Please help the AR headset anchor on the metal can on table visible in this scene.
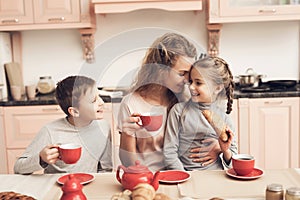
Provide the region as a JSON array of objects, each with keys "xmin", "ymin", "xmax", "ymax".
[
  {"xmin": 266, "ymin": 183, "xmax": 284, "ymax": 200},
  {"xmin": 286, "ymin": 187, "xmax": 300, "ymax": 200}
]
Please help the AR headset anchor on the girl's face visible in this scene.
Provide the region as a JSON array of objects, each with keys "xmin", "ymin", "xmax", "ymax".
[
  {"xmin": 164, "ymin": 56, "xmax": 195, "ymax": 94},
  {"xmin": 77, "ymin": 85, "xmax": 105, "ymax": 124},
  {"xmin": 189, "ymin": 67, "xmax": 217, "ymax": 103}
]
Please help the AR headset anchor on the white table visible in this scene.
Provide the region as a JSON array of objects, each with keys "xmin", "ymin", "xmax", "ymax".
[{"xmin": 0, "ymin": 169, "xmax": 300, "ymax": 200}]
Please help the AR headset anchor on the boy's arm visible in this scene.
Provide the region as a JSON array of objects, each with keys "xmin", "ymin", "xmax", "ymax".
[{"xmin": 14, "ymin": 127, "xmax": 50, "ymax": 174}]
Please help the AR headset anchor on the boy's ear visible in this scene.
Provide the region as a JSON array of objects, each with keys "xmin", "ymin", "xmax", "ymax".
[{"xmin": 68, "ymin": 107, "xmax": 80, "ymax": 117}]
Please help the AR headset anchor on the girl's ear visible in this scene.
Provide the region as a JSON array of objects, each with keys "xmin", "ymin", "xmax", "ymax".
[
  {"xmin": 68, "ymin": 107, "xmax": 80, "ymax": 117},
  {"xmin": 214, "ymin": 84, "xmax": 224, "ymax": 95}
]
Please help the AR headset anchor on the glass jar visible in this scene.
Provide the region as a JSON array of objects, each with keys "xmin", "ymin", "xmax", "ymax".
[
  {"xmin": 266, "ymin": 184, "xmax": 284, "ymax": 200},
  {"xmin": 37, "ymin": 76, "xmax": 55, "ymax": 94},
  {"xmin": 286, "ymin": 187, "xmax": 300, "ymax": 200}
]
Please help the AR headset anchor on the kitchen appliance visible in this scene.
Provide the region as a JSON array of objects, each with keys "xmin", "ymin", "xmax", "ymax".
[
  {"xmin": 239, "ymin": 80, "xmax": 299, "ymax": 93},
  {"xmin": 236, "ymin": 68, "xmax": 265, "ymax": 87}
]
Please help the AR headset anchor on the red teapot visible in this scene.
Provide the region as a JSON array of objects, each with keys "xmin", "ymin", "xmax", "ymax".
[
  {"xmin": 116, "ymin": 160, "xmax": 160, "ymax": 191},
  {"xmin": 60, "ymin": 174, "xmax": 87, "ymax": 200}
]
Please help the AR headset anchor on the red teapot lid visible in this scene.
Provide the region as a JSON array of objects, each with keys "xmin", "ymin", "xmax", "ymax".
[
  {"xmin": 62, "ymin": 174, "xmax": 83, "ymax": 192},
  {"xmin": 126, "ymin": 160, "xmax": 150, "ymax": 173}
]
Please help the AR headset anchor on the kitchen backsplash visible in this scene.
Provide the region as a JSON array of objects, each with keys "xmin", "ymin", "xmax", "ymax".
[{"xmin": 17, "ymin": 10, "xmax": 300, "ymax": 88}]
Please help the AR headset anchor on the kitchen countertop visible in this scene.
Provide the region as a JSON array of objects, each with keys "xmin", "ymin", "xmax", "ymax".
[
  {"xmin": 233, "ymin": 81, "xmax": 300, "ymax": 99},
  {"xmin": 0, "ymin": 92, "xmax": 122, "ymax": 106},
  {"xmin": 0, "ymin": 84, "xmax": 299, "ymax": 106}
]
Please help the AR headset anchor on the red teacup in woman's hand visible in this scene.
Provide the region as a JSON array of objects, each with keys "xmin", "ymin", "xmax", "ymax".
[
  {"xmin": 136, "ymin": 113, "xmax": 163, "ymax": 132},
  {"xmin": 58, "ymin": 143, "xmax": 82, "ymax": 164},
  {"xmin": 232, "ymin": 154, "xmax": 255, "ymax": 176}
]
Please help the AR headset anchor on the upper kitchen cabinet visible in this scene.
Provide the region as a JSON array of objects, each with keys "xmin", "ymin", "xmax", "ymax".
[
  {"xmin": 208, "ymin": 0, "xmax": 300, "ymax": 23},
  {"xmin": 0, "ymin": 0, "xmax": 95, "ymax": 31},
  {"xmin": 0, "ymin": 0, "xmax": 34, "ymax": 25},
  {"xmin": 92, "ymin": 0, "xmax": 203, "ymax": 14}
]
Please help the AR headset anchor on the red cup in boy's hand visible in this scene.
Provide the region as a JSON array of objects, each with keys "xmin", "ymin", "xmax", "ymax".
[{"xmin": 58, "ymin": 143, "xmax": 82, "ymax": 164}]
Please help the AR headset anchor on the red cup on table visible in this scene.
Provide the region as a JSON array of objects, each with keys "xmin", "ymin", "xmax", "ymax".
[
  {"xmin": 58, "ymin": 143, "xmax": 82, "ymax": 164},
  {"xmin": 232, "ymin": 154, "xmax": 255, "ymax": 176}
]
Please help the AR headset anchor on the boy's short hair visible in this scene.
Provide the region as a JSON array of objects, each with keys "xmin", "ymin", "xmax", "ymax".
[{"xmin": 55, "ymin": 75, "xmax": 96, "ymax": 115}]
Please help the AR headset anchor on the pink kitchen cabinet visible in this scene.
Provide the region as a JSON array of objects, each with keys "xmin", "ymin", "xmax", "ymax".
[
  {"xmin": 209, "ymin": 0, "xmax": 300, "ymax": 23},
  {"xmin": 92, "ymin": 0, "xmax": 203, "ymax": 14},
  {"xmin": 3, "ymin": 105, "xmax": 65, "ymax": 174},
  {"xmin": 238, "ymin": 97, "xmax": 300, "ymax": 169},
  {"xmin": 0, "ymin": 107, "xmax": 7, "ymax": 173},
  {"xmin": 0, "ymin": 0, "xmax": 94, "ymax": 31},
  {"xmin": 0, "ymin": 0, "xmax": 34, "ymax": 25}
]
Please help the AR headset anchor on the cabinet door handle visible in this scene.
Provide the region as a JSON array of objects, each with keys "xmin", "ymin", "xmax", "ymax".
[
  {"xmin": 48, "ymin": 17, "xmax": 65, "ymax": 22},
  {"xmin": 42, "ymin": 108, "xmax": 60, "ymax": 112},
  {"xmin": 1, "ymin": 19, "xmax": 19, "ymax": 23},
  {"xmin": 264, "ymin": 101, "xmax": 283, "ymax": 105},
  {"xmin": 258, "ymin": 9, "xmax": 276, "ymax": 13}
]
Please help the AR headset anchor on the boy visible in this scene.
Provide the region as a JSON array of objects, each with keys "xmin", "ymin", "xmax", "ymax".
[{"xmin": 14, "ymin": 75, "xmax": 112, "ymax": 174}]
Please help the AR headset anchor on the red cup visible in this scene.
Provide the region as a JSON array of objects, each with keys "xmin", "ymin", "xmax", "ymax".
[
  {"xmin": 137, "ymin": 113, "xmax": 163, "ymax": 131},
  {"xmin": 232, "ymin": 154, "xmax": 255, "ymax": 176},
  {"xmin": 58, "ymin": 143, "xmax": 82, "ymax": 164}
]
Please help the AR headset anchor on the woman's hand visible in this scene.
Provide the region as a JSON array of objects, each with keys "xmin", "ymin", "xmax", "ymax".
[
  {"xmin": 121, "ymin": 113, "xmax": 142, "ymax": 136},
  {"xmin": 39, "ymin": 144, "xmax": 60, "ymax": 164},
  {"xmin": 189, "ymin": 138, "xmax": 221, "ymax": 167}
]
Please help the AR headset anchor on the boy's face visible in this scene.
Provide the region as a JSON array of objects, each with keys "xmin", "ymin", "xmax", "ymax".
[{"xmin": 76, "ymin": 85, "xmax": 104, "ymax": 122}]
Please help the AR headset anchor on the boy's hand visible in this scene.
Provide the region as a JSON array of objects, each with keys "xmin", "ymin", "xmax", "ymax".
[{"xmin": 39, "ymin": 144, "xmax": 60, "ymax": 164}]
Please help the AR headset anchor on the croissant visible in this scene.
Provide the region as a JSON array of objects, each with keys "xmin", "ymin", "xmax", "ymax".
[
  {"xmin": 202, "ymin": 110, "xmax": 228, "ymax": 142},
  {"xmin": 131, "ymin": 183, "xmax": 156, "ymax": 200}
]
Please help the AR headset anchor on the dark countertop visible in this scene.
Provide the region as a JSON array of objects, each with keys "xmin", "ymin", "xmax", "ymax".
[
  {"xmin": 233, "ymin": 82, "xmax": 300, "ymax": 99},
  {"xmin": 0, "ymin": 93, "xmax": 122, "ymax": 106},
  {"xmin": 1, "ymin": 83, "xmax": 299, "ymax": 106}
]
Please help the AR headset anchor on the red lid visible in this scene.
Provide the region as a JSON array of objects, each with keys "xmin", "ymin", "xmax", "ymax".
[
  {"xmin": 126, "ymin": 160, "xmax": 150, "ymax": 173},
  {"xmin": 62, "ymin": 174, "xmax": 83, "ymax": 192}
]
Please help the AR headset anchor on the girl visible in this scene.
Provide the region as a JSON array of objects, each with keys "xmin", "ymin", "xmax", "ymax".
[{"xmin": 163, "ymin": 56, "xmax": 238, "ymax": 170}]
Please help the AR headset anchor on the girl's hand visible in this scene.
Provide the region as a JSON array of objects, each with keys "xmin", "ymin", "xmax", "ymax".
[
  {"xmin": 121, "ymin": 113, "xmax": 142, "ymax": 136},
  {"xmin": 218, "ymin": 127, "xmax": 234, "ymax": 152},
  {"xmin": 189, "ymin": 138, "xmax": 221, "ymax": 167},
  {"xmin": 39, "ymin": 144, "xmax": 60, "ymax": 164}
]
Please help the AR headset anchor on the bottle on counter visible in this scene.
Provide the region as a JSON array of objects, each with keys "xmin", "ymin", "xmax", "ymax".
[
  {"xmin": 266, "ymin": 183, "xmax": 284, "ymax": 200},
  {"xmin": 37, "ymin": 76, "xmax": 55, "ymax": 94},
  {"xmin": 286, "ymin": 187, "xmax": 300, "ymax": 200}
]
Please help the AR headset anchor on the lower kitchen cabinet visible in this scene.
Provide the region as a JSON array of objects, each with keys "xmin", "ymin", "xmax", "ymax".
[
  {"xmin": 238, "ymin": 97, "xmax": 300, "ymax": 169},
  {"xmin": 2, "ymin": 105, "xmax": 65, "ymax": 174}
]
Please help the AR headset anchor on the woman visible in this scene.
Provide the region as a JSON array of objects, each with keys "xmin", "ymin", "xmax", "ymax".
[{"xmin": 117, "ymin": 33, "xmax": 221, "ymax": 171}]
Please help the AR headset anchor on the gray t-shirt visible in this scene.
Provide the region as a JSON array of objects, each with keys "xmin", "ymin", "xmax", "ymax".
[
  {"xmin": 14, "ymin": 118, "xmax": 112, "ymax": 174},
  {"xmin": 163, "ymin": 99, "xmax": 238, "ymax": 171}
]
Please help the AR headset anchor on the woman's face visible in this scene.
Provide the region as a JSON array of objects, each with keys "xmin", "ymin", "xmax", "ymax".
[
  {"xmin": 164, "ymin": 56, "xmax": 195, "ymax": 94},
  {"xmin": 189, "ymin": 67, "xmax": 216, "ymax": 103}
]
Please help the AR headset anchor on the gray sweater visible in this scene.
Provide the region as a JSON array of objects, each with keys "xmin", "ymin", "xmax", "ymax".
[
  {"xmin": 163, "ymin": 100, "xmax": 238, "ymax": 171},
  {"xmin": 14, "ymin": 118, "xmax": 112, "ymax": 174}
]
